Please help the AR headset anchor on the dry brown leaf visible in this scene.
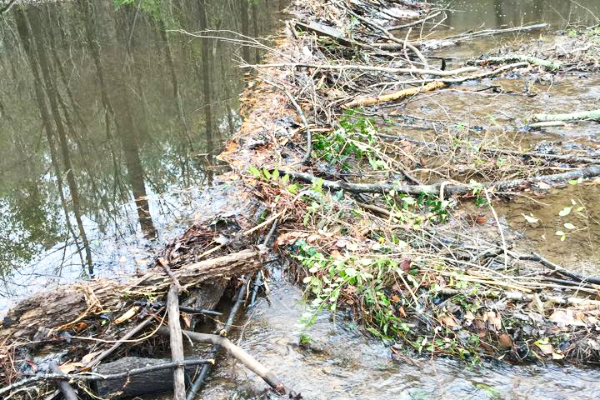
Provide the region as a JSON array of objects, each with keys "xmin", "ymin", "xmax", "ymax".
[
  {"xmin": 499, "ymin": 333, "xmax": 513, "ymax": 348},
  {"xmin": 441, "ymin": 315, "xmax": 460, "ymax": 328},
  {"xmin": 275, "ymin": 231, "xmax": 307, "ymax": 246}
]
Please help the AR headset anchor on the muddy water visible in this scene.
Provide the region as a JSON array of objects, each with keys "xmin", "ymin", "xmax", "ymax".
[
  {"xmin": 397, "ymin": 1, "xmax": 600, "ymax": 273},
  {"xmin": 0, "ymin": 0, "xmax": 288, "ymax": 310}
]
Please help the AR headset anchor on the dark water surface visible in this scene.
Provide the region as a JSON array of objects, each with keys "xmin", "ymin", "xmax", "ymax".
[{"xmin": 0, "ymin": 0, "xmax": 287, "ymax": 310}]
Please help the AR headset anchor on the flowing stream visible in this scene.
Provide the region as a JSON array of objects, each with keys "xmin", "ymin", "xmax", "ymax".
[{"xmin": 1, "ymin": 0, "xmax": 600, "ymax": 399}]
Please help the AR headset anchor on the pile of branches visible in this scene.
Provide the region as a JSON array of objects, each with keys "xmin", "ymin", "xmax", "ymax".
[
  {"xmin": 220, "ymin": 0, "xmax": 600, "ymax": 365},
  {"xmin": 0, "ymin": 193, "xmax": 297, "ymax": 398}
]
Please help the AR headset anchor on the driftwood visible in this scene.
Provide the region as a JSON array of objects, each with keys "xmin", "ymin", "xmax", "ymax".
[
  {"xmin": 279, "ymin": 165, "xmax": 600, "ymax": 197},
  {"xmin": 376, "ymin": 132, "xmax": 600, "ymax": 165},
  {"xmin": 533, "ymin": 109, "xmax": 600, "ymax": 122},
  {"xmin": 157, "ymin": 327, "xmax": 289, "ymax": 395},
  {"xmin": 255, "ymin": 62, "xmax": 479, "ymax": 77},
  {"xmin": 377, "ymin": 23, "xmax": 549, "ymax": 50},
  {"xmin": 93, "ymin": 357, "xmax": 211, "ymax": 398},
  {"xmin": 343, "ymin": 80, "xmax": 446, "ymax": 108},
  {"xmin": 167, "ymin": 285, "xmax": 186, "ymax": 400},
  {"xmin": 1, "ymin": 248, "xmax": 265, "ymax": 343},
  {"xmin": 0, "ymin": 358, "xmax": 213, "ymax": 398}
]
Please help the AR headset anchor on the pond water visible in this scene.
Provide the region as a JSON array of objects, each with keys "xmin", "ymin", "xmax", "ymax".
[
  {"xmin": 0, "ymin": 0, "xmax": 288, "ymax": 310},
  {"xmin": 435, "ymin": 0, "xmax": 600, "ymax": 31},
  {"xmin": 2, "ymin": 0, "xmax": 600, "ymax": 399}
]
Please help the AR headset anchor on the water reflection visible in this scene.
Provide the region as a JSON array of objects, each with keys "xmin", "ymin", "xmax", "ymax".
[
  {"xmin": 0, "ymin": 0, "xmax": 287, "ymax": 309},
  {"xmin": 436, "ymin": 0, "xmax": 600, "ymax": 31}
]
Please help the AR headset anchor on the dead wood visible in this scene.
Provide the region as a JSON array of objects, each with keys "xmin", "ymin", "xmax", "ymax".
[
  {"xmin": 167, "ymin": 285, "xmax": 186, "ymax": 400},
  {"xmin": 1, "ymin": 248, "xmax": 265, "ymax": 343},
  {"xmin": 0, "ymin": 359, "xmax": 214, "ymax": 398},
  {"xmin": 49, "ymin": 362, "xmax": 78, "ymax": 400},
  {"xmin": 343, "ymin": 80, "xmax": 446, "ymax": 108},
  {"xmin": 186, "ymin": 277, "xmax": 249, "ymax": 400},
  {"xmin": 533, "ymin": 109, "xmax": 600, "ymax": 122},
  {"xmin": 279, "ymin": 165, "xmax": 600, "ymax": 197},
  {"xmin": 475, "ymin": 55, "xmax": 562, "ymax": 71},
  {"xmin": 157, "ymin": 327, "xmax": 289, "ymax": 395}
]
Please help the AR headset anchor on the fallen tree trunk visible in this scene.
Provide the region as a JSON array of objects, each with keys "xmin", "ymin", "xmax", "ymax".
[
  {"xmin": 533, "ymin": 109, "xmax": 600, "ymax": 122},
  {"xmin": 1, "ymin": 248, "xmax": 265, "ymax": 343},
  {"xmin": 0, "ymin": 358, "xmax": 214, "ymax": 398},
  {"xmin": 93, "ymin": 357, "xmax": 213, "ymax": 398}
]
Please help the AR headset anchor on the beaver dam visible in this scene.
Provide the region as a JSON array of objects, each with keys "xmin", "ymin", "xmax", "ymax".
[{"xmin": 1, "ymin": 0, "xmax": 600, "ymax": 399}]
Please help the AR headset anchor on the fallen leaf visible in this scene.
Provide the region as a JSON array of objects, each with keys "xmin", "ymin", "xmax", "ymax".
[
  {"xmin": 483, "ymin": 311, "xmax": 502, "ymax": 331},
  {"xmin": 536, "ymin": 342, "xmax": 554, "ymax": 355},
  {"xmin": 115, "ymin": 306, "xmax": 140, "ymax": 325},
  {"xmin": 549, "ymin": 309, "xmax": 587, "ymax": 327},
  {"xmin": 307, "ymin": 234, "xmax": 321, "ymax": 244},
  {"xmin": 81, "ymin": 351, "xmax": 102, "ymax": 365},
  {"xmin": 182, "ymin": 312, "xmax": 193, "ymax": 329},
  {"xmin": 400, "ymin": 259, "xmax": 412, "ymax": 271},
  {"xmin": 521, "ymin": 213, "xmax": 539, "ymax": 224},
  {"xmin": 499, "ymin": 333, "xmax": 513, "ymax": 348},
  {"xmin": 441, "ymin": 315, "xmax": 460, "ymax": 328},
  {"xmin": 59, "ymin": 362, "xmax": 82, "ymax": 374},
  {"xmin": 275, "ymin": 231, "xmax": 307, "ymax": 246}
]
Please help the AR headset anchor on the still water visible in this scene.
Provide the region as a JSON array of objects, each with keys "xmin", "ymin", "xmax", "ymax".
[
  {"xmin": 1, "ymin": 0, "xmax": 600, "ymax": 399},
  {"xmin": 0, "ymin": 0, "xmax": 287, "ymax": 310}
]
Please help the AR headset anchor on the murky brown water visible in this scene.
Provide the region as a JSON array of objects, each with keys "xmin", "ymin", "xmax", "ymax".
[{"xmin": 0, "ymin": 0, "xmax": 288, "ymax": 310}]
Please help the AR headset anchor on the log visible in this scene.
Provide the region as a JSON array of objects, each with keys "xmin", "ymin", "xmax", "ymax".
[
  {"xmin": 279, "ymin": 165, "xmax": 600, "ymax": 196},
  {"xmin": 1, "ymin": 248, "xmax": 265, "ymax": 343},
  {"xmin": 167, "ymin": 285, "xmax": 186, "ymax": 400},
  {"xmin": 475, "ymin": 55, "xmax": 562, "ymax": 71},
  {"xmin": 533, "ymin": 110, "xmax": 600, "ymax": 122},
  {"xmin": 0, "ymin": 358, "xmax": 213, "ymax": 398},
  {"xmin": 157, "ymin": 327, "xmax": 288, "ymax": 395},
  {"xmin": 343, "ymin": 81, "xmax": 446, "ymax": 109},
  {"xmin": 92, "ymin": 357, "xmax": 212, "ymax": 398}
]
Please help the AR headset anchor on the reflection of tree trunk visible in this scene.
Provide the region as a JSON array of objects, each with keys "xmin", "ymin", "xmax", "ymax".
[
  {"xmin": 26, "ymin": 8, "xmax": 95, "ymax": 277},
  {"xmin": 199, "ymin": 0, "xmax": 214, "ymax": 186},
  {"xmin": 102, "ymin": 6, "xmax": 157, "ymax": 239},
  {"xmin": 240, "ymin": 0, "xmax": 251, "ymax": 63},
  {"xmin": 77, "ymin": 0, "xmax": 114, "ymax": 140},
  {"xmin": 493, "ymin": 0, "xmax": 506, "ymax": 28},
  {"xmin": 14, "ymin": 8, "xmax": 92, "ymax": 275},
  {"xmin": 44, "ymin": 3, "xmax": 84, "ymax": 127},
  {"xmin": 157, "ymin": 17, "xmax": 191, "ymax": 148}
]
